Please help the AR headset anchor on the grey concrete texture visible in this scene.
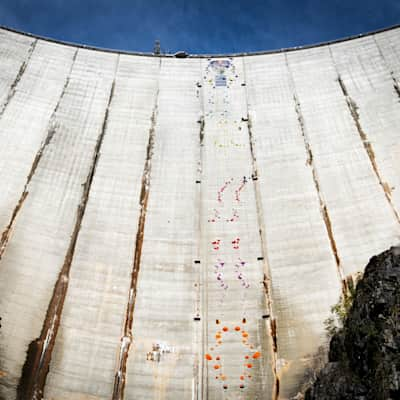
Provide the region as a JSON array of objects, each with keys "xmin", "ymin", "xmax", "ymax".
[{"xmin": 0, "ymin": 26, "xmax": 399, "ymax": 400}]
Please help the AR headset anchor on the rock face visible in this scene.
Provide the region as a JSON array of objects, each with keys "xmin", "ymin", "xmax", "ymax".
[{"xmin": 305, "ymin": 246, "xmax": 400, "ymax": 400}]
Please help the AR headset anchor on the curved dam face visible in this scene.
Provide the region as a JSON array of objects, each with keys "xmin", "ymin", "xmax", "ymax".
[{"xmin": 0, "ymin": 25, "xmax": 400, "ymax": 400}]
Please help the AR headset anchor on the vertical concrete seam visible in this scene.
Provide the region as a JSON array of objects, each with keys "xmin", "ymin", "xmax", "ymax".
[
  {"xmin": 0, "ymin": 39, "xmax": 37, "ymax": 118},
  {"xmin": 372, "ymin": 35, "xmax": 400, "ymax": 100},
  {"xmin": 112, "ymin": 57, "xmax": 161, "ymax": 400},
  {"xmin": 285, "ymin": 54, "xmax": 347, "ymax": 295},
  {"xmin": 391, "ymin": 72, "xmax": 400, "ymax": 98},
  {"xmin": 16, "ymin": 53, "xmax": 120, "ymax": 400},
  {"xmin": 195, "ymin": 62, "xmax": 206, "ymax": 400},
  {"xmin": 242, "ymin": 58, "xmax": 280, "ymax": 400},
  {"xmin": 329, "ymin": 48, "xmax": 400, "ymax": 226},
  {"xmin": 0, "ymin": 48, "xmax": 78, "ymax": 262}
]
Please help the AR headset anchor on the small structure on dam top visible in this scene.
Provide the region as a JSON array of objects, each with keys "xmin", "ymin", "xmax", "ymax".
[{"xmin": 0, "ymin": 24, "xmax": 399, "ymax": 400}]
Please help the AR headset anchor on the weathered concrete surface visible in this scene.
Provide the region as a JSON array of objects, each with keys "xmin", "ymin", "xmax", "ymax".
[
  {"xmin": 330, "ymin": 36, "xmax": 400, "ymax": 222},
  {"xmin": 244, "ymin": 53, "xmax": 341, "ymax": 399},
  {"xmin": 0, "ymin": 25, "xmax": 399, "ymax": 400},
  {"xmin": 0, "ymin": 29, "xmax": 35, "ymax": 115},
  {"xmin": 118, "ymin": 57, "xmax": 200, "ymax": 400},
  {"xmin": 0, "ymin": 44, "xmax": 117, "ymax": 399},
  {"xmin": 0, "ymin": 40, "xmax": 76, "ymax": 244},
  {"xmin": 287, "ymin": 46, "xmax": 400, "ymax": 278},
  {"xmin": 200, "ymin": 58, "xmax": 275, "ymax": 400},
  {"xmin": 43, "ymin": 55, "xmax": 160, "ymax": 400}
]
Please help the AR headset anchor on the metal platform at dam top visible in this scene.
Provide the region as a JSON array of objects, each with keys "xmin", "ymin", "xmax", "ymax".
[{"xmin": 0, "ymin": 24, "xmax": 399, "ymax": 400}]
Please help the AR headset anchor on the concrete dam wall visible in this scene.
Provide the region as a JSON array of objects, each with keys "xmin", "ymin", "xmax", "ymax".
[{"xmin": 0, "ymin": 25, "xmax": 399, "ymax": 400}]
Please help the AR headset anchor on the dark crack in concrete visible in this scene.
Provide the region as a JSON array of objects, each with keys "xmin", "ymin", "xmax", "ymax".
[
  {"xmin": 112, "ymin": 61, "xmax": 161, "ymax": 400},
  {"xmin": 16, "ymin": 55, "xmax": 118, "ymax": 400}
]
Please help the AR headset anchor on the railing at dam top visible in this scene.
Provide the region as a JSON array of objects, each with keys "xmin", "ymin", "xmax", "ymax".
[{"xmin": 1, "ymin": 23, "xmax": 400, "ymax": 59}]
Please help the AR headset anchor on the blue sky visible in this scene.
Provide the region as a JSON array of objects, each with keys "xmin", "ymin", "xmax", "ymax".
[{"xmin": 0, "ymin": 0, "xmax": 399, "ymax": 54}]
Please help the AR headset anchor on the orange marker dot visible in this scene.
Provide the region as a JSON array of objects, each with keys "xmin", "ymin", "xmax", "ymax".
[
  {"xmin": 205, "ymin": 354, "xmax": 212, "ymax": 361},
  {"xmin": 242, "ymin": 332, "xmax": 249, "ymax": 338},
  {"xmin": 245, "ymin": 355, "xmax": 249, "ymax": 359},
  {"xmin": 214, "ymin": 365, "xmax": 220, "ymax": 370},
  {"xmin": 252, "ymin": 351, "xmax": 261, "ymax": 359},
  {"xmin": 234, "ymin": 326, "xmax": 241, "ymax": 331},
  {"xmin": 247, "ymin": 363, "xmax": 253, "ymax": 368},
  {"xmin": 222, "ymin": 326, "xmax": 229, "ymax": 332},
  {"xmin": 215, "ymin": 333, "xmax": 222, "ymax": 339},
  {"xmin": 240, "ymin": 375, "xmax": 245, "ymax": 380}
]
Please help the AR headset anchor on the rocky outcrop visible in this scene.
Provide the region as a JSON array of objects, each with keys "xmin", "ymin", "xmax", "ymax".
[{"xmin": 305, "ymin": 246, "xmax": 400, "ymax": 400}]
